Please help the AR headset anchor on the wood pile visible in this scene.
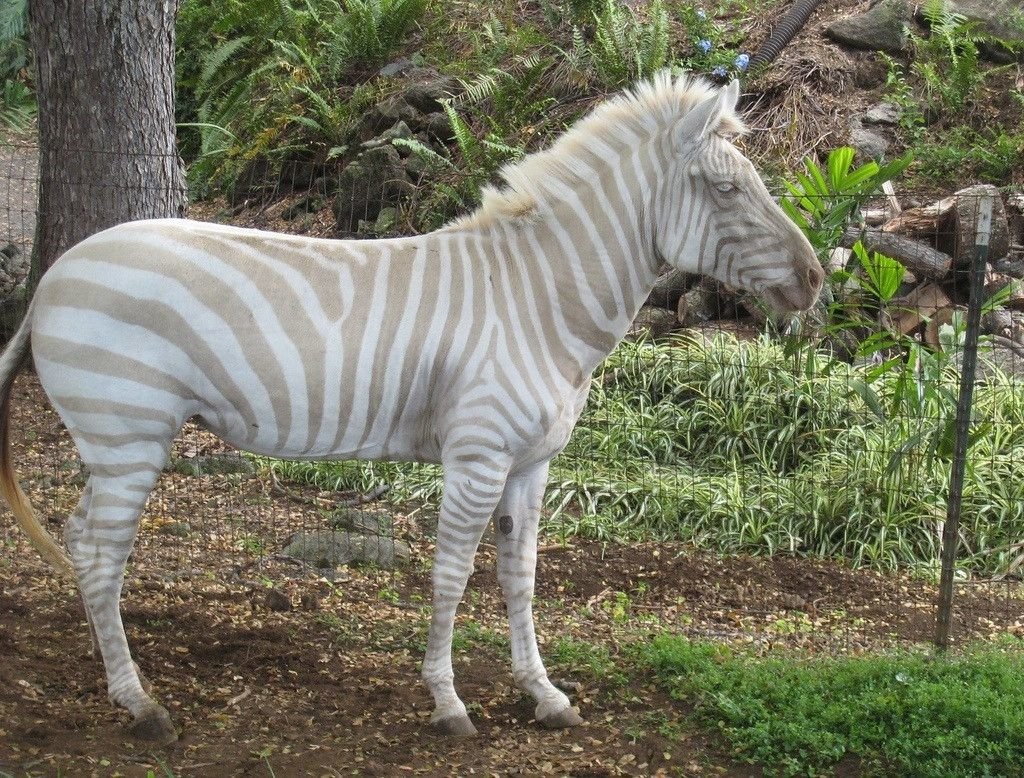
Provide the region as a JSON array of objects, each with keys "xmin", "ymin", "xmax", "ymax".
[{"xmin": 635, "ymin": 185, "xmax": 1024, "ymax": 362}]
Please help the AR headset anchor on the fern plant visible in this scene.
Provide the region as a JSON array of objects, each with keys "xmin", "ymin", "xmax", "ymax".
[
  {"xmin": 331, "ymin": 0, "xmax": 427, "ymax": 68},
  {"xmin": 0, "ymin": 0, "xmax": 33, "ymax": 130},
  {"xmin": 585, "ymin": 0, "xmax": 670, "ymax": 88},
  {"xmin": 911, "ymin": 0, "xmax": 987, "ymax": 115}
]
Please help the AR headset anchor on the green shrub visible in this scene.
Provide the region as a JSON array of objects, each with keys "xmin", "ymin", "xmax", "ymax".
[{"xmin": 644, "ymin": 636, "xmax": 1024, "ymax": 777}]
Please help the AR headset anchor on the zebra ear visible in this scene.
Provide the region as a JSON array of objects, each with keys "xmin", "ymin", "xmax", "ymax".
[
  {"xmin": 723, "ymin": 79, "xmax": 741, "ymax": 111},
  {"xmin": 673, "ymin": 85, "xmax": 731, "ymax": 148}
]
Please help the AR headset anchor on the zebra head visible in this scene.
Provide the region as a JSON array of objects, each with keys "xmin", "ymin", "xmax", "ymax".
[{"xmin": 657, "ymin": 79, "xmax": 823, "ymax": 313}]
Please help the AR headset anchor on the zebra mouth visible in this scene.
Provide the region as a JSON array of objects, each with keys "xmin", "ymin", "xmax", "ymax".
[{"xmin": 762, "ymin": 282, "xmax": 817, "ymax": 313}]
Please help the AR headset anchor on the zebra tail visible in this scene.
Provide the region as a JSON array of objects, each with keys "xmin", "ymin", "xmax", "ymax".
[{"xmin": 0, "ymin": 304, "xmax": 75, "ymax": 578}]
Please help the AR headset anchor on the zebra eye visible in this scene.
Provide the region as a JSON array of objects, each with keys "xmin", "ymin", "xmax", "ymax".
[{"xmin": 715, "ymin": 181, "xmax": 736, "ymax": 194}]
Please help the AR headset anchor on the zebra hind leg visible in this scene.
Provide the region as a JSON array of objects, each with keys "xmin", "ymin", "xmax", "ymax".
[
  {"xmin": 64, "ymin": 478, "xmax": 155, "ymax": 693},
  {"xmin": 493, "ymin": 463, "xmax": 581, "ymax": 729},
  {"xmin": 64, "ymin": 480, "xmax": 98, "ymax": 655},
  {"xmin": 422, "ymin": 461, "xmax": 510, "ymax": 736},
  {"xmin": 71, "ymin": 467, "xmax": 177, "ymax": 745}
]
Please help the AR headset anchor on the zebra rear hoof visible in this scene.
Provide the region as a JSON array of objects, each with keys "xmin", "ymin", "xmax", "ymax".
[
  {"xmin": 432, "ymin": 713, "xmax": 478, "ymax": 737},
  {"xmin": 127, "ymin": 705, "xmax": 178, "ymax": 746},
  {"xmin": 537, "ymin": 705, "xmax": 583, "ymax": 729}
]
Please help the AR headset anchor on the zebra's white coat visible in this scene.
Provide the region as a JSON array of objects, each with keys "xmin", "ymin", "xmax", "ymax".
[{"xmin": 0, "ymin": 72, "xmax": 822, "ymax": 743}]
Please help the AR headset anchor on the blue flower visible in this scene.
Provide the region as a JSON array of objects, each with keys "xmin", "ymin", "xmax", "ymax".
[
  {"xmin": 697, "ymin": 39, "xmax": 712, "ymax": 54},
  {"xmin": 711, "ymin": 65, "xmax": 728, "ymax": 78},
  {"xmin": 696, "ymin": 9, "xmax": 707, "ymax": 19},
  {"xmin": 734, "ymin": 53, "xmax": 750, "ymax": 71}
]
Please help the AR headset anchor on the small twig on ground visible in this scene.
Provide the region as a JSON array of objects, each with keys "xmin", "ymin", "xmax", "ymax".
[
  {"xmin": 225, "ymin": 687, "xmax": 252, "ymax": 708},
  {"xmin": 268, "ymin": 469, "xmax": 391, "ymax": 510}
]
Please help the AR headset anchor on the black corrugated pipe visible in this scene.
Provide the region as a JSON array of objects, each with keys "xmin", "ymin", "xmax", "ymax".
[{"xmin": 748, "ymin": 0, "xmax": 828, "ymax": 71}]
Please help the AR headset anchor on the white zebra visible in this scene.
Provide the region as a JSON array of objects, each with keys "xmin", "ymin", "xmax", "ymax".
[{"xmin": 0, "ymin": 73, "xmax": 822, "ymax": 744}]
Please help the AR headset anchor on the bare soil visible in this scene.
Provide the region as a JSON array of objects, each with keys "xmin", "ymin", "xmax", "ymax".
[{"xmin": 1, "ymin": 374, "xmax": 1022, "ymax": 777}]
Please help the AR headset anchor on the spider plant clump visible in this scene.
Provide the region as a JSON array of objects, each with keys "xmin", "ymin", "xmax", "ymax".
[{"xmin": 268, "ymin": 333, "xmax": 1024, "ymax": 577}]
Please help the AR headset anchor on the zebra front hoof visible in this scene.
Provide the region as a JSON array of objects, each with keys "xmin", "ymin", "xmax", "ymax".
[
  {"xmin": 127, "ymin": 706, "xmax": 178, "ymax": 746},
  {"xmin": 537, "ymin": 705, "xmax": 583, "ymax": 729},
  {"xmin": 432, "ymin": 713, "xmax": 478, "ymax": 737}
]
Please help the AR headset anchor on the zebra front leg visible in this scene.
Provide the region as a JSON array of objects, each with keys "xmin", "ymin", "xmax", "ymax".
[
  {"xmin": 422, "ymin": 460, "xmax": 509, "ymax": 736},
  {"xmin": 73, "ymin": 469, "xmax": 176, "ymax": 745},
  {"xmin": 494, "ymin": 462, "xmax": 582, "ymax": 729}
]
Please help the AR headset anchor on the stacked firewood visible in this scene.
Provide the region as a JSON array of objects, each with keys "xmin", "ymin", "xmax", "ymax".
[{"xmin": 634, "ymin": 184, "xmax": 1024, "ymax": 355}]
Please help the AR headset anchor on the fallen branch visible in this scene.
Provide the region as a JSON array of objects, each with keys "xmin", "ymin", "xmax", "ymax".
[
  {"xmin": 268, "ymin": 469, "xmax": 390, "ymax": 509},
  {"xmin": 842, "ymin": 226, "xmax": 952, "ymax": 280}
]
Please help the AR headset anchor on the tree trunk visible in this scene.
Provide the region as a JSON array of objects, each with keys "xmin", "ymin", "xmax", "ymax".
[{"xmin": 28, "ymin": 0, "xmax": 185, "ymax": 285}]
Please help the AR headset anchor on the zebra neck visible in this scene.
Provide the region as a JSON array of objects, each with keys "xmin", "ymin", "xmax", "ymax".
[{"xmin": 513, "ymin": 196, "xmax": 660, "ymax": 377}]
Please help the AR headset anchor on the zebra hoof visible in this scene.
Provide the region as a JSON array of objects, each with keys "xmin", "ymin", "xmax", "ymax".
[
  {"xmin": 537, "ymin": 705, "xmax": 583, "ymax": 729},
  {"xmin": 128, "ymin": 706, "xmax": 178, "ymax": 746},
  {"xmin": 432, "ymin": 713, "xmax": 478, "ymax": 737}
]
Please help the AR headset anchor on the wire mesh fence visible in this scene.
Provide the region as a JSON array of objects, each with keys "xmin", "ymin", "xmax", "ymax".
[{"xmin": 3, "ymin": 140, "xmax": 1023, "ymax": 655}]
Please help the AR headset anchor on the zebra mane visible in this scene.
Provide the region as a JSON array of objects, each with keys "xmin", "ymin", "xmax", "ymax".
[{"xmin": 444, "ymin": 70, "xmax": 747, "ymax": 232}]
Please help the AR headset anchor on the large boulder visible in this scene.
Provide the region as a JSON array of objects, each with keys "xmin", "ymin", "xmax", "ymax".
[
  {"xmin": 826, "ymin": 0, "xmax": 909, "ymax": 54},
  {"xmin": 924, "ymin": 0, "xmax": 1024, "ymax": 62},
  {"xmin": 332, "ymin": 145, "xmax": 415, "ymax": 233}
]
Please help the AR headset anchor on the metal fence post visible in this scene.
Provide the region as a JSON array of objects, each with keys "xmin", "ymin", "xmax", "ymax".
[{"xmin": 934, "ymin": 192, "xmax": 994, "ymax": 651}]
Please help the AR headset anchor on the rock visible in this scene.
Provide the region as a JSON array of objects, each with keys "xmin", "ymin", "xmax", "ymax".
[
  {"xmin": 281, "ymin": 530, "xmax": 412, "ymax": 569},
  {"xmin": 827, "ymin": 0, "xmax": 909, "ymax": 53},
  {"xmin": 920, "ymin": 0, "xmax": 1024, "ymax": 62},
  {"xmin": 333, "ymin": 145, "xmax": 415, "ymax": 233},
  {"xmin": 401, "ymin": 76, "xmax": 455, "ymax": 115},
  {"xmin": 849, "ymin": 125, "xmax": 890, "ymax": 160},
  {"xmin": 861, "ymin": 102, "xmax": 901, "ymax": 126},
  {"xmin": 378, "ymin": 58, "xmax": 415, "ymax": 78},
  {"xmin": 360, "ymin": 120, "xmax": 415, "ymax": 150},
  {"xmin": 373, "ymin": 207, "xmax": 397, "ymax": 234},
  {"xmin": 626, "ymin": 306, "xmax": 677, "ymax": 340},
  {"xmin": 329, "ymin": 509, "xmax": 389, "ymax": 534},
  {"xmin": 264, "ymin": 588, "xmax": 292, "ymax": 612},
  {"xmin": 170, "ymin": 454, "xmax": 256, "ymax": 477},
  {"xmin": 281, "ymin": 195, "xmax": 325, "ymax": 221},
  {"xmin": 424, "ymin": 112, "xmax": 454, "ymax": 143},
  {"xmin": 158, "ymin": 521, "xmax": 192, "ymax": 537},
  {"xmin": 0, "ymin": 242, "xmax": 29, "ymax": 299}
]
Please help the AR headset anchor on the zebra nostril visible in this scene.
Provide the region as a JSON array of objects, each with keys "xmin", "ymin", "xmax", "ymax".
[{"xmin": 807, "ymin": 264, "xmax": 824, "ymax": 289}]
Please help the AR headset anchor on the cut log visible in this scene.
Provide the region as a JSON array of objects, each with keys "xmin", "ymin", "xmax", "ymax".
[
  {"xmin": 842, "ymin": 226, "xmax": 952, "ymax": 280},
  {"xmin": 924, "ymin": 305, "xmax": 960, "ymax": 350},
  {"xmin": 951, "ymin": 184, "xmax": 1010, "ymax": 264},
  {"xmin": 676, "ymin": 281, "xmax": 724, "ymax": 326},
  {"xmin": 883, "ymin": 281, "xmax": 952, "ymax": 336},
  {"xmin": 882, "ymin": 180, "xmax": 902, "ymax": 216},
  {"xmin": 881, "ymin": 195, "xmax": 955, "ymax": 238},
  {"xmin": 646, "ymin": 268, "xmax": 692, "ymax": 310},
  {"xmin": 861, "ymin": 207, "xmax": 889, "ymax": 226},
  {"xmin": 627, "ymin": 305, "xmax": 677, "ymax": 339},
  {"xmin": 984, "ymin": 269, "xmax": 1024, "ymax": 310}
]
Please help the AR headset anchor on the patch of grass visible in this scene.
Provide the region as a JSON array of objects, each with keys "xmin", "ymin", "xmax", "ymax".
[
  {"xmin": 912, "ymin": 125, "xmax": 1024, "ymax": 185},
  {"xmin": 548, "ymin": 636, "xmax": 626, "ymax": 685},
  {"xmin": 643, "ymin": 635, "xmax": 1024, "ymax": 777},
  {"xmin": 452, "ymin": 619, "xmax": 509, "ymax": 652}
]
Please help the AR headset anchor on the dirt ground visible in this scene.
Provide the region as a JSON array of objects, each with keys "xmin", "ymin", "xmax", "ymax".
[{"xmin": 1, "ymin": 374, "xmax": 1023, "ymax": 777}]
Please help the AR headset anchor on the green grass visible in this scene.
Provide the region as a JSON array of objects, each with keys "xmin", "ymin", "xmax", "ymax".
[{"xmin": 642, "ymin": 635, "xmax": 1024, "ymax": 777}]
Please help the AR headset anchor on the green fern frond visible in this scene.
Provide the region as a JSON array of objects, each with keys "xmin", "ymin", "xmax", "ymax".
[
  {"xmin": 198, "ymin": 36, "xmax": 253, "ymax": 93},
  {"xmin": 392, "ymin": 137, "xmax": 456, "ymax": 170},
  {"xmin": 0, "ymin": 0, "xmax": 27, "ymax": 47}
]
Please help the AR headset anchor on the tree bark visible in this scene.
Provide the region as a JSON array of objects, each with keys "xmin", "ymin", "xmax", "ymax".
[{"xmin": 29, "ymin": 0, "xmax": 185, "ymax": 284}]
